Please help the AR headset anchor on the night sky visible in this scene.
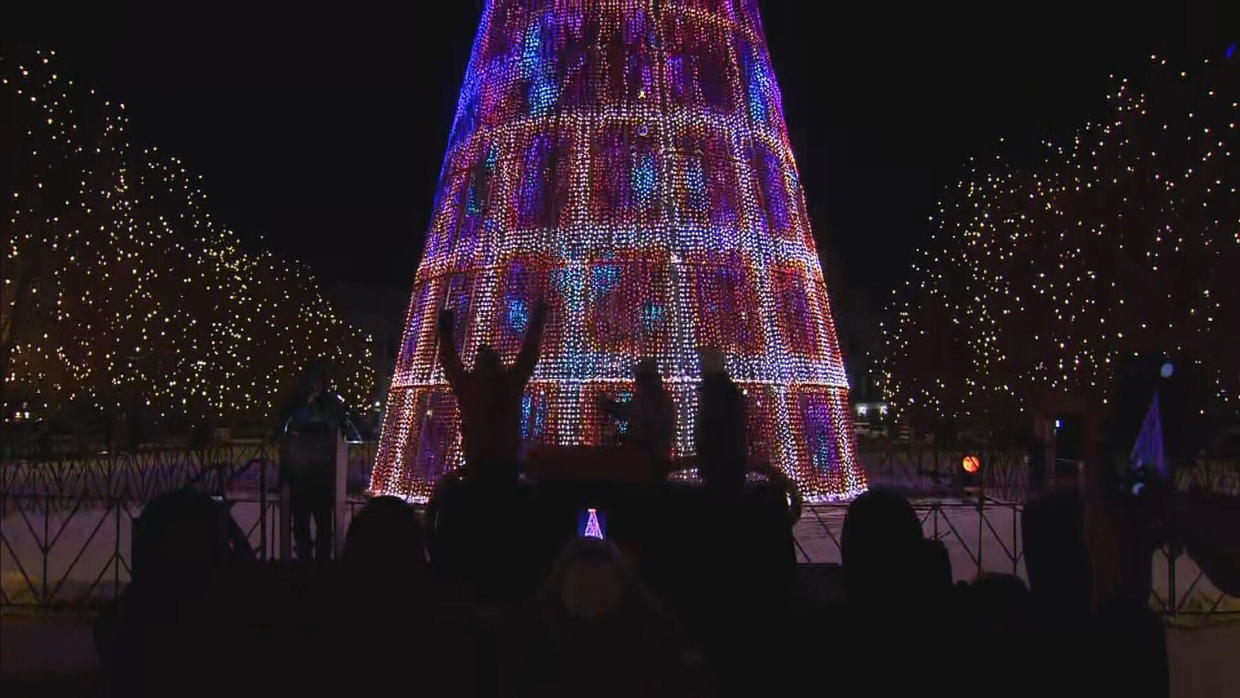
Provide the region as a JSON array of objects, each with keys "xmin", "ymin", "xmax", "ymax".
[{"xmin": 7, "ymin": 0, "xmax": 1235, "ymax": 351}]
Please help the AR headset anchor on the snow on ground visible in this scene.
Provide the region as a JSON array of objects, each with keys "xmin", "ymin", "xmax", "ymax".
[{"xmin": 2, "ymin": 577, "xmax": 1238, "ymax": 698}]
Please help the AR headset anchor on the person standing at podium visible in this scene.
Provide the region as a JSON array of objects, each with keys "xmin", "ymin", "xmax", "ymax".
[{"xmin": 281, "ymin": 367, "xmax": 347, "ymax": 563}]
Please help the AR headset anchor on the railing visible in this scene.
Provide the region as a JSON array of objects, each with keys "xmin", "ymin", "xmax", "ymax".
[
  {"xmin": 859, "ymin": 445, "xmax": 1031, "ymax": 501},
  {"xmin": 792, "ymin": 499, "xmax": 1238, "ymax": 619},
  {"xmin": 0, "ymin": 441, "xmax": 375, "ymax": 607},
  {"xmin": 3, "ymin": 442, "xmax": 1237, "ymax": 619},
  {"xmin": 1175, "ymin": 459, "xmax": 1240, "ymax": 497}
]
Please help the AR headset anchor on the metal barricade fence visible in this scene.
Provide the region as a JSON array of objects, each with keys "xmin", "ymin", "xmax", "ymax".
[
  {"xmin": 0, "ymin": 441, "xmax": 375, "ymax": 607},
  {"xmin": 3, "ymin": 442, "xmax": 1236, "ymax": 618},
  {"xmin": 792, "ymin": 498, "xmax": 1238, "ymax": 619}
]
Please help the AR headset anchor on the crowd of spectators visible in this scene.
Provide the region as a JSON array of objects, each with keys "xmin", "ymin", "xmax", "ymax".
[{"xmin": 92, "ymin": 308, "xmax": 1240, "ymax": 697}]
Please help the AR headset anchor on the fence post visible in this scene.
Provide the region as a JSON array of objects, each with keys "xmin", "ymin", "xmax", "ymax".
[
  {"xmin": 1012, "ymin": 502, "xmax": 1019, "ymax": 576},
  {"xmin": 114, "ymin": 496, "xmax": 122, "ymax": 601},
  {"xmin": 976, "ymin": 495, "xmax": 984, "ymax": 578},
  {"xmin": 42, "ymin": 494, "xmax": 50, "ymax": 604},
  {"xmin": 334, "ymin": 434, "xmax": 348, "ymax": 560},
  {"xmin": 279, "ymin": 482, "xmax": 291, "ymax": 562},
  {"xmin": 259, "ymin": 453, "xmax": 267, "ymax": 560},
  {"xmin": 1167, "ymin": 543, "xmax": 1180, "ymax": 617}
]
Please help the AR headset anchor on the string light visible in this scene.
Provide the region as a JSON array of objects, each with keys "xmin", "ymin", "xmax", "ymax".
[
  {"xmin": 3, "ymin": 49, "xmax": 375, "ymax": 427},
  {"xmin": 882, "ymin": 55, "xmax": 1237, "ymax": 424},
  {"xmin": 371, "ymin": 0, "xmax": 867, "ymax": 502}
]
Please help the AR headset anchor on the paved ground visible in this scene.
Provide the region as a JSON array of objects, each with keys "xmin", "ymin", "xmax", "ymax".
[{"xmin": 3, "ymin": 607, "xmax": 1238, "ymax": 698}]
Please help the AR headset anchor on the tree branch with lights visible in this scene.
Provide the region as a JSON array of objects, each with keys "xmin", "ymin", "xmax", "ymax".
[
  {"xmin": 882, "ymin": 56, "xmax": 1238, "ymax": 445},
  {"xmin": 2, "ymin": 49, "xmax": 375, "ymax": 445}
]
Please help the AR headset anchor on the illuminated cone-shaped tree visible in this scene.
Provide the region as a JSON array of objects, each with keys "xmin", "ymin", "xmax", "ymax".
[{"xmin": 372, "ymin": 0, "xmax": 866, "ymax": 501}]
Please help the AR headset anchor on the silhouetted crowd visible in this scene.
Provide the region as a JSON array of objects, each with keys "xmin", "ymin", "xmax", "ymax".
[
  {"xmin": 96, "ymin": 473, "xmax": 1240, "ymax": 698},
  {"xmin": 93, "ymin": 310, "xmax": 1240, "ymax": 697}
]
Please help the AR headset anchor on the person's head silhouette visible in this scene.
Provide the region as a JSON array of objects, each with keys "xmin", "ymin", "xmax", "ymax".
[
  {"xmin": 841, "ymin": 488, "xmax": 924, "ymax": 605},
  {"xmin": 343, "ymin": 496, "xmax": 426, "ymax": 585},
  {"xmin": 131, "ymin": 488, "xmax": 227, "ymax": 594},
  {"xmin": 1022, "ymin": 488, "xmax": 1092, "ymax": 615},
  {"xmin": 698, "ymin": 347, "xmax": 726, "ymax": 377},
  {"xmin": 547, "ymin": 538, "xmax": 630, "ymax": 620},
  {"xmin": 634, "ymin": 358, "xmax": 662, "ymax": 392},
  {"xmin": 474, "ymin": 345, "xmax": 503, "ymax": 378}
]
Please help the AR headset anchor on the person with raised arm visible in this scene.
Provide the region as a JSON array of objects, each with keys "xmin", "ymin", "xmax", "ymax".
[{"xmin": 437, "ymin": 301, "xmax": 548, "ymax": 484}]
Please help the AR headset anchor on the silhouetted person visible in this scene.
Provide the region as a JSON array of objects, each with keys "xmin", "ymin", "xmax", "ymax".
[
  {"xmin": 281, "ymin": 368, "xmax": 346, "ymax": 563},
  {"xmin": 97, "ymin": 489, "xmax": 238, "ymax": 697},
  {"xmin": 1023, "ymin": 488, "xmax": 1093, "ymax": 615},
  {"xmin": 663, "ymin": 458, "xmax": 795, "ymax": 695},
  {"xmin": 427, "ymin": 468, "xmax": 540, "ymax": 607},
  {"xmin": 1079, "ymin": 447, "xmax": 1171, "ymax": 698},
  {"xmin": 964, "ymin": 573, "xmax": 1032, "ymax": 627},
  {"xmin": 438, "ymin": 303, "xmax": 547, "ymax": 484},
  {"xmin": 1023, "ymin": 486, "xmax": 1169, "ymax": 698},
  {"xmin": 341, "ymin": 495, "xmax": 427, "ymax": 587},
  {"xmin": 600, "ymin": 358, "xmax": 675, "ymax": 472},
  {"xmin": 959, "ymin": 574, "xmax": 1035, "ymax": 697},
  {"xmin": 840, "ymin": 488, "xmax": 924, "ymax": 607},
  {"xmin": 430, "ymin": 305, "xmax": 546, "ymax": 609},
  {"xmin": 694, "ymin": 349, "xmax": 746, "ymax": 496},
  {"xmin": 914, "ymin": 536, "xmax": 954, "ymax": 599},
  {"xmin": 1019, "ymin": 488, "xmax": 1101, "ymax": 695},
  {"xmin": 310, "ymin": 496, "xmax": 469, "ymax": 695},
  {"xmin": 836, "ymin": 488, "xmax": 950, "ymax": 693},
  {"xmin": 504, "ymin": 537, "xmax": 713, "ymax": 697}
]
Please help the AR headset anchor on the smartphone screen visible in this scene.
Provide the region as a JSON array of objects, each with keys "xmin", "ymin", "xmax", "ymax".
[
  {"xmin": 1129, "ymin": 463, "xmax": 1148, "ymax": 497},
  {"xmin": 578, "ymin": 507, "xmax": 606, "ymax": 539}
]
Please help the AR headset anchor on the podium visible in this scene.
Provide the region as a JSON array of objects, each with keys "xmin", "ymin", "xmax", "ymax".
[{"xmin": 278, "ymin": 431, "xmax": 348, "ymax": 561}]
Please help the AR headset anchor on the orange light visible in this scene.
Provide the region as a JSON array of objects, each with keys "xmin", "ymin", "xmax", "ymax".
[{"xmin": 962, "ymin": 455, "xmax": 981, "ymax": 473}]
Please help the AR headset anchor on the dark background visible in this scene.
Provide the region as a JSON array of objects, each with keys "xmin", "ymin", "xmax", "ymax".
[{"xmin": 6, "ymin": 0, "xmax": 1235, "ymax": 380}]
